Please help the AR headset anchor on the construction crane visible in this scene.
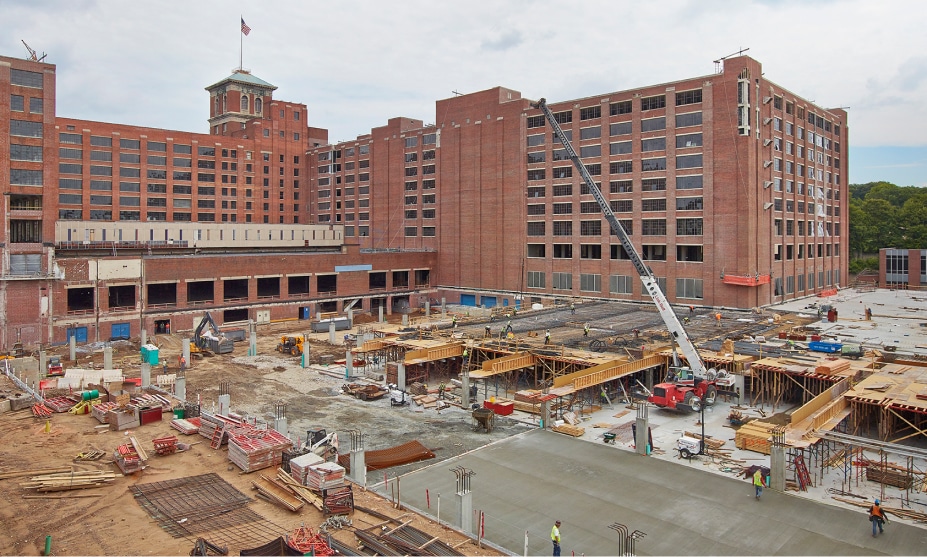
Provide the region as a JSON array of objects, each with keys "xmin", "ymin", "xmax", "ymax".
[
  {"xmin": 22, "ymin": 40, "xmax": 47, "ymax": 62},
  {"xmin": 531, "ymin": 98, "xmax": 711, "ymax": 377}
]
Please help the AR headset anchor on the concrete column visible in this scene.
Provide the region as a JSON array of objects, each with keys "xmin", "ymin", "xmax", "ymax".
[
  {"xmin": 378, "ymin": 305, "xmax": 384, "ymax": 323},
  {"xmin": 329, "ymin": 321, "xmax": 336, "ymax": 344},
  {"xmin": 103, "ymin": 346, "xmax": 113, "ymax": 370},
  {"xmin": 350, "ymin": 449, "xmax": 367, "ymax": 486},
  {"xmin": 540, "ymin": 400, "xmax": 550, "ymax": 429},
  {"xmin": 635, "ymin": 407, "xmax": 650, "ymax": 455},
  {"xmin": 274, "ymin": 416, "xmax": 288, "ymax": 437},
  {"xmin": 175, "ymin": 373, "xmax": 186, "ymax": 402},
  {"xmin": 457, "ymin": 491, "xmax": 473, "ymax": 534},
  {"xmin": 401, "ymin": 314, "xmax": 408, "ymax": 327},
  {"xmin": 769, "ymin": 445, "xmax": 786, "ymax": 492},
  {"xmin": 441, "ymin": 297, "xmax": 447, "ymax": 317},
  {"xmin": 39, "ymin": 351, "xmax": 46, "ymax": 375},
  {"xmin": 425, "ymin": 301, "xmax": 430, "ymax": 316},
  {"xmin": 348, "ymin": 308, "xmax": 354, "ymax": 327},
  {"xmin": 182, "ymin": 339, "xmax": 191, "ymax": 364},
  {"xmin": 69, "ymin": 335, "xmax": 76, "ymax": 362},
  {"xmin": 141, "ymin": 362, "xmax": 151, "ymax": 388},
  {"xmin": 140, "ymin": 329, "xmax": 147, "ymax": 346},
  {"xmin": 248, "ymin": 320, "xmax": 257, "ymax": 357},
  {"xmin": 461, "ymin": 371, "xmax": 471, "ymax": 408},
  {"xmin": 397, "ymin": 363, "xmax": 406, "ymax": 391},
  {"xmin": 218, "ymin": 393, "xmax": 230, "ymax": 417},
  {"xmin": 346, "ymin": 350, "xmax": 353, "ymax": 379}
]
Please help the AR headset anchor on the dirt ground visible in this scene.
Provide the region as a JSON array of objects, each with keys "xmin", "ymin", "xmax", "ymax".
[{"xmin": 0, "ymin": 319, "xmax": 515, "ymax": 556}]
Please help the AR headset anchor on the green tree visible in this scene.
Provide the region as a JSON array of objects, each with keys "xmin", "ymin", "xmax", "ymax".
[{"xmin": 898, "ymin": 193, "xmax": 927, "ymax": 248}]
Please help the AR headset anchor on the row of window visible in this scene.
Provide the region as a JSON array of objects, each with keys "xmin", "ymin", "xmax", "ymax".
[
  {"xmin": 527, "ymin": 176, "xmax": 703, "ymax": 198},
  {"xmin": 526, "ymin": 90, "xmax": 703, "ymax": 129},
  {"xmin": 773, "ymin": 243, "xmax": 840, "ymax": 262},
  {"xmin": 527, "ymin": 112, "xmax": 702, "ymax": 143},
  {"xmin": 58, "ymin": 209, "xmax": 299, "ymax": 225},
  {"xmin": 526, "ymin": 218, "xmax": 702, "ymax": 236},
  {"xmin": 526, "ymin": 271, "xmax": 704, "ymax": 299},
  {"xmin": 526, "ymin": 243, "xmax": 704, "ymax": 262},
  {"xmin": 528, "ymin": 197, "xmax": 703, "ymax": 215},
  {"xmin": 527, "ymin": 133, "xmax": 703, "ymax": 163},
  {"xmin": 527, "ymin": 154, "xmax": 703, "ymax": 180},
  {"xmin": 9, "ymin": 94, "xmax": 43, "ymax": 114}
]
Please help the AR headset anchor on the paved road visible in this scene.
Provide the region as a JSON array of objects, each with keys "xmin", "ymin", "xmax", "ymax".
[{"xmin": 396, "ymin": 429, "xmax": 926, "ymax": 555}]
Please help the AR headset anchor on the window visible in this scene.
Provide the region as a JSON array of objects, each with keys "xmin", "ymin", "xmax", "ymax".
[
  {"xmin": 553, "ymin": 221, "xmax": 572, "ymax": 236},
  {"xmin": 527, "ymin": 271, "xmax": 546, "ymax": 288},
  {"xmin": 610, "ymin": 141, "xmax": 632, "ymax": 155},
  {"xmin": 580, "ymin": 145, "xmax": 601, "ymax": 158},
  {"xmin": 527, "ymin": 134, "xmax": 545, "ymax": 147},
  {"xmin": 676, "ymin": 278, "xmax": 703, "ymax": 299},
  {"xmin": 553, "ymin": 110, "xmax": 572, "ymax": 124},
  {"xmin": 641, "ymin": 157, "xmax": 666, "ymax": 172},
  {"xmin": 580, "ymin": 126, "xmax": 601, "ymax": 140},
  {"xmin": 609, "ymin": 121, "xmax": 632, "ymax": 136},
  {"xmin": 677, "ymin": 218, "xmax": 703, "ymax": 235},
  {"xmin": 11, "ymin": 120, "xmax": 43, "ymax": 137},
  {"xmin": 676, "ymin": 112, "xmax": 702, "ymax": 127},
  {"xmin": 552, "ymin": 272, "xmax": 572, "ymax": 290},
  {"xmin": 11, "ymin": 69, "xmax": 43, "ymax": 88},
  {"xmin": 641, "ymin": 95, "xmax": 666, "ymax": 110},
  {"xmin": 527, "ymin": 169, "xmax": 546, "ymax": 181},
  {"xmin": 610, "ymin": 100, "xmax": 632, "ymax": 115},
  {"xmin": 552, "ymin": 203, "xmax": 572, "ymax": 214},
  {"xmin": 526, "ymin": 115, "xmax": 545, "ymax": 128},
  {"xmin": 676, "ymin": 89, "xmax": 702, "ymax": 105},
  {"xmin": 11, "ymin": 169, "xmax": 43, "ymax": 186},
  {"xmin": 580, "ymin": 106, "xmax": 601, "ymax": 120},
  {"xmin": 610, "ymin": 180, "xmax": 632, "ymax": 193},
  {"xmin": 527, "ymin": 186, "xmax": 546, "ymax": 198},
  {"xmin": 120, "ymin": 139, "xmax": 140, "ymax": 150},
  {"xmin": 31, "ymin": 98, "xmax": 44, "ymax": 113},
  {"xmin": 611, "ymin": 161, "xmax": 632, "ymax": 174},
  {"xmin": 641, "ymin": 178, "xmax": 666, "ymax": 191},
  {"xmin": 59, "ymin": 163, "xmax": 82, "ymax": 174},
  {"xmin": 552, "ymin": 244, "xmax": 572, "ymax": 258},
  {"xmin": 580, "ymin": 220, "xmax": 602, "ymax": 235},
  {"xmin": 676, "ymin": 133, "xmax": 702, "ymax": 148},
  {"xmin": 527, "ymin": 152, "xmax": 546, "ymax": 164},
  {"xmin": 641, "ymin": 137, "xmax": 666, "ymax": 152},
  {"xmin": 642, "ymin": 245, "xmax": 667, "ymax": 260},
  {"xmin": 676, "ymin": 154, "xmax": 703, "ymax": 169},
  {"xmin": 642, "ymin": 198, "xmax": 666, "ymax": 211},
  {"xmin": 527, "ymin": 222, "xmax": 545, "ymax": 236},
  {"xmin": 641, "ymin": 117, "xmax": 666, "ymax": 132},
  {"xmin": 90, "ymin": 136, "xmax": 112, "ymax": 147},
  {"xmin": 610, "ymin": 200, "xmax": 633, "ymax": 212},
  {"xmin": 10, "ymin": 95, "xmax": 24, "ymax": 111},
  {"xmin": 677, "ymin": 245, "xmax": 704, "ymax": 262},
  {"xmin": 59, "ymin": 178, "xmax": 82, "ymax": 190},
  {"xmin": 580, "ymin": 273, "xmax": 601, "ymax": 292},
  {"xmin": 676, "ymin": 197, "xmax": 703, "ymax": 210},
  {"xmin": 12, "ymin": 144, "xmax": 43, "ymax": 161},
  {"xmin": 641, "ymin": 219, "xmax": 666, "ymax": 235},
  {"xmin": 610, "ymin": 275, "xmax": 633, "ymax": 294},
  {"xmin": 552, "ymin": 167, "xmax": 572, "ymax": 179}
]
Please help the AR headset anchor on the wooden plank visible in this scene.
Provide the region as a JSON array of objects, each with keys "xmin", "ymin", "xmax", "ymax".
[
  {"xmin": 417, "ymin": 535, "xmax": 440, "ymax": 550},
  {"xmin": 0, "ymin": 467, "xmax": 72, "ymax": 480},
  {"xmin": 130, "ymin": 436, "xmax": 149, "ymax": 462}
]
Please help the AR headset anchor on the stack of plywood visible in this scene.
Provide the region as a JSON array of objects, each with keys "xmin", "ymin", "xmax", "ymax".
[
  {"xmin": 551, "ymin": 424, "xmax": 585, "ymax": 437},
  {"xmin": 815, "ymin": 359, "xmax": 851, "ymax": 375},
  {"xmin": 735, "ymin": 421, "xmax": 778, "ymax": 455},
  {"xmin": 289, "ymin": 452, "xmax": 325, "ymax": 485},
  {"xmin": 305, "ymin": 462, "xmax": 346, "ymax": 491}
]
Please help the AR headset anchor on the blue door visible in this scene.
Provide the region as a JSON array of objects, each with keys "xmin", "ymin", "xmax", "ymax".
[
  {"xmin": 300, "ymin": 307, "xmax": 311, "ymax": 320},
  {"xmin": 460, "ymin": 294, "xmax": 477, "ymax": 307},
  {"xmin": 481, "ymin": 296, "xmax": 498, "ymax": 308},
  {"xmin": 111, "ymin": 322, "xmax": 130, "ymax": 340},
  {"xmin": 67, "ymin": 326, "xmax": 88, "ymax": 343}
]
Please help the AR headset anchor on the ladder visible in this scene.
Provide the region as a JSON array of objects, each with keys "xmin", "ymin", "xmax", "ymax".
[
  {"xmin": 794, "ymin": 454, "xmax": 812, "ymax": 490},
  {"xmin": 209, "ymin": 423, "xmax": 226, "ymax": 449}
]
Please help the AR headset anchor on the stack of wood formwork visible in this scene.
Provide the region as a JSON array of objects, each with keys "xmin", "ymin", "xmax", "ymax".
[
  {"xmin": 288, "ymin": 452, "xmax": 325, "ymax": 484},
  {"xmin": 227, "ymin": 427, "xmax": 293, "ymax": 473},
  {"xmin": 305, "ymin": 461, "xmax": 346, "ymax": 491},
  {"xmin": 815, "ymin": 358, "xmax": 851, "ymax": 375},
  {"xmin": 735, "ymin": 421, "xmax": 778, "ymax": 454}
]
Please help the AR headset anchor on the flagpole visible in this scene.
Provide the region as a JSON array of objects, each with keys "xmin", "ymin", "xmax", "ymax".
[{"xmin": 239, "ymin": 15, "xmax": 243, "ymax": 70}]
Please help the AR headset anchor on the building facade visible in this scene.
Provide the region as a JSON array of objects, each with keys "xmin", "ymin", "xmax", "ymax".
[
  {"xmin": 0, "ymin": 53, "xmax": 848, "ymax": 351},
  {"xmin": 880, "ymin": 248, "xmax": 926, "ymax": 289}
]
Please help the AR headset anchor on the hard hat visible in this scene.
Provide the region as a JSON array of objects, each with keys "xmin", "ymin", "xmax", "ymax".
[{"xmin": 875, "ymin": 499, "xmax": 880, "ymax": 505}]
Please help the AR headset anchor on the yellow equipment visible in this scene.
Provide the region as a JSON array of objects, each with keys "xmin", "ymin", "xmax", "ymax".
[{"xmin": 276, "ymin": 335, "xmax": 305, "ymax": 356}]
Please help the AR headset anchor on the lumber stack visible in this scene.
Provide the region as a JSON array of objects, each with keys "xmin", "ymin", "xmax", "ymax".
[
  {"xmin": 289, "ymin": 452, "xmax": 325, "ymax": 485},
  {"xmin": 815, "ymin": 358, "xmax": 851, "ymax": 375},
  {"xmin": 275, "ymin": 469, "xmax": 324, "ymax": 511},
  {"xmin": 251, "ymin": 474, "xmax": 304, "ymax": 512},
  {"xmin": 684, "ymin": 431, "xmax": 726, "ymax": 450},
  {"xmin": 866, "ymin": 467, "xmax": 914, "ymax": 489},
  {"xmin": 305, "ymin": 462, "xmax": 346, "ymax": 490},
  {"xmin": 551, "ymin": 424, "xmax": 585, "ymax": 437},
  {"xmin": 735, "ymin": 421, "xmax": 777, "ymax": 455},
  {"xmin": 21, "ymin": 470, "xmax": 118, "ymax": 492}
]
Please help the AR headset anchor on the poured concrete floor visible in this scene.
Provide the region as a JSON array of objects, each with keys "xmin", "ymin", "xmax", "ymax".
[{"xmin": 395, "ymin": 429, "xmax": 927, "ymax": 556}]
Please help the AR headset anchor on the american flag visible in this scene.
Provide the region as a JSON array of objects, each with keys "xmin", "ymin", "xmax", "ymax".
[{"xmin": 241, "ymin": 17, "xmax": 251, "ymax": 36}]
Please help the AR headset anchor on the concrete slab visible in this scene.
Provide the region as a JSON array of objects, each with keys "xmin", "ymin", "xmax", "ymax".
[{"xmin": 396, "ymin": 429, "xmax": 927, "ymax": 556}]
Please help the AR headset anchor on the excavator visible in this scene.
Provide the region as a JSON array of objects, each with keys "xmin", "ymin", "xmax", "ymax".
[
  {"xmin": 532, "ymin": 98, "xmax": 734, "ymax": 454},
  {"xmin": 192, "ymin": 312, "xmax": 234, "ymax": 355}
]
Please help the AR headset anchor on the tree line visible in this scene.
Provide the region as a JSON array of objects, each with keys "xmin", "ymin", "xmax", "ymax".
[{"xmin": 849, "ymin": 181, "xmax": 927, "ymax": 272}]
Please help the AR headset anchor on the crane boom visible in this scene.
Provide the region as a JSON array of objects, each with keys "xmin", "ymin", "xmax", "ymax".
[{"xmin": 530, "ymin": 98, "xmax": 707, "ymax": 376}]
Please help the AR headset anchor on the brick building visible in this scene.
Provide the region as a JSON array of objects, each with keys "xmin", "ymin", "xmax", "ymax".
[
  {"xmin": 0, "ymin": 52, "xmax": 847, "ymax": 351},
  {"xmin": 880, "ymin": 248, "xmax": 926, "ymax": 289}
]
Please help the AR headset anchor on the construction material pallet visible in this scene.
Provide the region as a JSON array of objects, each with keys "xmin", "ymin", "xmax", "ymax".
[
  {"xmin": 170, "ymin": 416, "xmax": 201, "ymax": 435},
  {"xmin": 44, "ymin": 396, "xmax": 78, "ymax": 413},
  {"xmin": 152, "ymin": 435, "xmax": 179, "ymax": 456}
]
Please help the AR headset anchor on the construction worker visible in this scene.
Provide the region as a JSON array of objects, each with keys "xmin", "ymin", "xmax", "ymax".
[
  {"xmin": 683, "ymin": 316, "xmax": 690, "ymax": 325},
  {"xmin": 179, "ymin": 356, "xmax": 186, "ymax": 372},
  {"xmin": 437, "ymin": 382, "xmax": 445, "ymax": 399},
  {"xmin": 462, "ymin": 347, "xmax": 469, "ymax": 361},
  {"xmin": 689, "ymin": 305, "xmax": 695, "ymax": 315},
  {"xmin": 484, "ymin": 325, "xmax": 491, "ymax": 338},
  {"xmin": 545, "ymin": 329, "xmax": 551, "ymax": 345},
  {"xmin": 551, "ymin": 520, "xmax": 562, "ymax": 556},
  {"xmin": 869, "ymin": 498, "xmax": 887, "ymax": 537},
  {"xmin": 570, "ymin": 303, "xmax": 575, "ymax": 315},
  {"xmin": 583, "ymin": 323, "xmax": 590, "ymax": 337},
  {"xmin": 452, "ymin": 315, "xmax": 458, "ymax": 328},
  {"xmin": 753, "ymin": 468, "xmax": 766, "ymax": 499},
  {"xmin": 715, "ymin": 312, "xmax": 722, "ymax": 327}
]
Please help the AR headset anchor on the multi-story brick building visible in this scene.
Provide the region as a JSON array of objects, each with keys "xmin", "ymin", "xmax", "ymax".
[
  {"xmin": 0, "ymin": 52, "xmax": 847, "ymax": 352},
  {"xmin": 310, "ymin": 55, "xmax": 848, "ymax": 310}
]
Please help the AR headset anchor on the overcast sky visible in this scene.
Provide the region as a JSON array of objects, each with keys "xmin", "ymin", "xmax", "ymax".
[{"xmin": 4, "ymin": 0, "xmax": 926, "ymax": 187}]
